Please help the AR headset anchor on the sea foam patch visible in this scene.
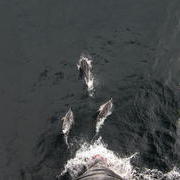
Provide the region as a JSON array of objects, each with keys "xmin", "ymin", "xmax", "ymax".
[
  {"xmin": 60, "ymin": 137, "xmax": 136, "ymax": 179},
  {"xmin": 59, "ymin": 137, "xmax": 180, "ymax": 180}
]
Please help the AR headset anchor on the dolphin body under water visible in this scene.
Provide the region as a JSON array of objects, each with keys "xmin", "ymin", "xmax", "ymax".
[
  {"xmin": 61, "ymin": 108, "xmax": 74, "ymax": 147},
  {"xmin": 96, "ymin": 98, "xmax": 113, "ymax": 133},
  {"xmin": 77, "ymin": 54, "xmax": 94, "ymax": 96}
]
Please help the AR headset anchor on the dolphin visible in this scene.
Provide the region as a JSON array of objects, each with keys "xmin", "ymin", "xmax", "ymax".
[
  {"xmin": 96, "ymin": 98, "xmax": 113, "ymax": 133},
  {"xmin": 77, "ymin": 56, "xmax": 92, "ymax": 81},
  {"xmin": 77, "ymin": 54, "xmax": 94, "ymax": 96},
  {"xmin": 61, "ymin": 108, "xmax": 74, "ymax": 146},
  {"xmin": 97, "ymin": 98, "xmax": 113, "ymax": 121}
]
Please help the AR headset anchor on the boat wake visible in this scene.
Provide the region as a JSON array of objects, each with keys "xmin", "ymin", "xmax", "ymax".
[
  {"xmin": 59, "ymin": 137, "xmax": 180, "ymax": 180},
  {"xmin": 60, "ymin": 137, "xmax": 136, "ymax": 179}
]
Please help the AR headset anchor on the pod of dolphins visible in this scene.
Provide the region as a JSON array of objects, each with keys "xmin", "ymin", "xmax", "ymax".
[{"xmin": 61, "ymin": 53, "xmax": 113, "ymax": 147}]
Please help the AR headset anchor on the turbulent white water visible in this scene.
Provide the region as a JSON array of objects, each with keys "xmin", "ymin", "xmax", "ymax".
[
  {"xmin": 96, "ymin": 98, "xmax": 113, "ymax": 133},
  {"xmin": 60, "ymin": 137, "xmax": 136, "ymax": 179},
  {"xmin": 77, "ymin": 54, "xmax": 95, "ymax": 97},
  {"xmin": 96, "ymin": 117, "xmax": 106, "ymax": 133},
  {"xmin": 61, "ymin": 108, "xmax": 74, "ymax": 148},
  {"xmin": 134, "ymin": 167, "xmax": 180, "ymax": 180},
  {"xmin": 60, "ymin": 137, "xmax": 180, "ymax": 180}
]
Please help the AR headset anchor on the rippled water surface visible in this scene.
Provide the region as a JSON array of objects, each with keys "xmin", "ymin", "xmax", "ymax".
[{"xmin": 0, "ymin": 0, "xmax": 180, "ymax": 179}]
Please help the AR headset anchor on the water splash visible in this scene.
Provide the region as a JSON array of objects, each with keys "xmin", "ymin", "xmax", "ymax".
[
  {"xmin": 61, "ymin": 108, "xmax": 74, "ymax": 148},
  {"xmin": 77, "ymin": 53, "xmax": 95, "ymax": 97},
  {"xmin": 60, "ymin": 137, "xmax": 136, "ymax": 179},
  {"xmin": 96, "ymin": 98, "xmax": 113, "ymax": 133},
  {"xmin": 134, "ymin": 167, "xmax": 180, "ymax": 180},
  {"xmin": 165, "ymin": 167, "xmax": 180, "ymax": 179},
  {"xmin": 59, "ymin": 137, "xmax": 180, "ymax": 180}
]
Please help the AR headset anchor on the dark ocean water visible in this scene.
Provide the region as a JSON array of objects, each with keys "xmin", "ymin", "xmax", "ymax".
[{"xmin": 0, "ymin": 0, "xmax": 180, "ymax": 179}]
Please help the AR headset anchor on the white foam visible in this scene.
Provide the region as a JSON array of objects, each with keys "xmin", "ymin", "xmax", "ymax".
[
  {"xmin": 165, "ymin": 167, "xmax": 180, "ymax": 179},
  {"xmin": 96, "ymin": 117, "xmax": 106, "ymax": 133},
  {"xmin": 87, "ymin": 77, "xmax": 94, "ymax": 97},
  {"xmin": 59, "ymin": 137, "xmax": 180, "ymax": 180},
  {"xmin": 60, "ymin": 137, "xmax": 136, "ymax": 179},
  {"xmin": 134, "ymin": 167, "xmax": 180, "ymax": 180}
]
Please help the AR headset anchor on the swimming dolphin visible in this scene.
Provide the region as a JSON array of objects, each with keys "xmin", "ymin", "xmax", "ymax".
[
  {"xmin": 96, "ymin": 98, "xmax": 113, "ymax": 133},
  {"xmin": 97, "ymin": 98, "xmax": 113, "ymax": 121},
  {"xmin": 77, "ymin": 55, "xmax": 92, "ymax": 80},
  {"xmin": 77, "ymin": 54, "xmax": 94, "ymax": 96},
  {"xmin": 61, "ymin": 108, "xmax": 74, "ymax": 147}
]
